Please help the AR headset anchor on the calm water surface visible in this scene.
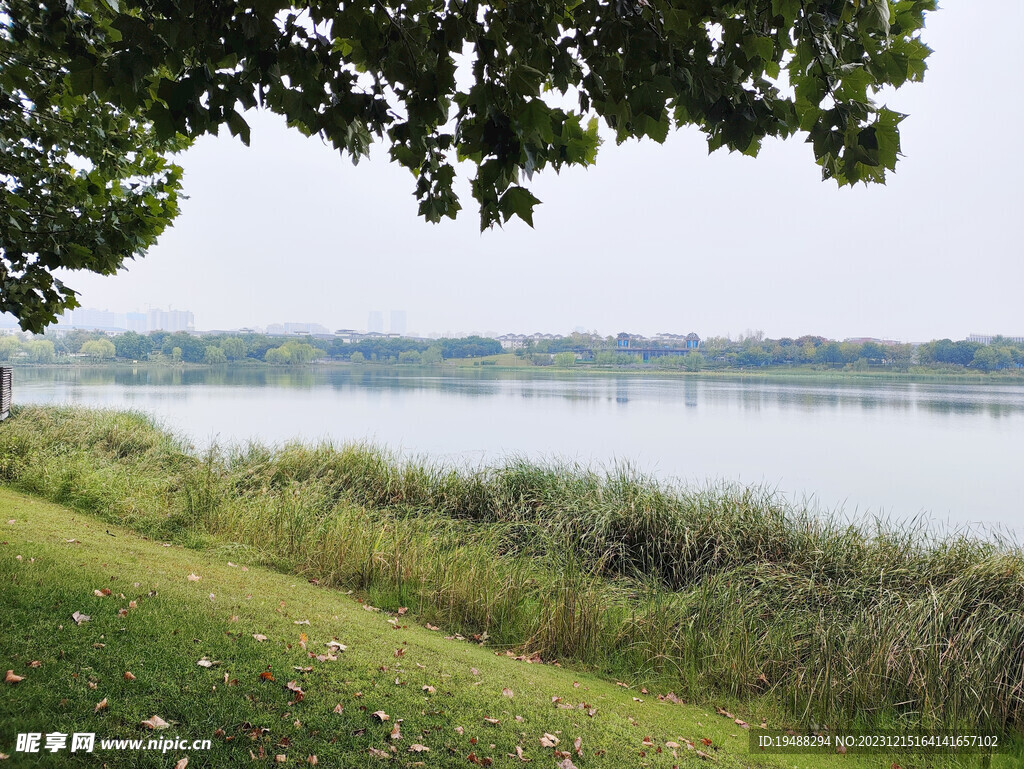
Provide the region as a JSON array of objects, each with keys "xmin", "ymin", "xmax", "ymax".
[{"xmin": 11, "ymin": 366, "xmax": 1024, "ymax": 534}]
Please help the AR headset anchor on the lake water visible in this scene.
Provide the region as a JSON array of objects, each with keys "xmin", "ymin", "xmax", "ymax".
[{"xmin": 9, "ymin": 366, "xmax": 1024, "ymax": 534}]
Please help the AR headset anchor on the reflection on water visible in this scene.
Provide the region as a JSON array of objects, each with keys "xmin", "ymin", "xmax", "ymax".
[{"xmin": 10, "ymin": 365, "xmax": 1024, "ymax": 533}]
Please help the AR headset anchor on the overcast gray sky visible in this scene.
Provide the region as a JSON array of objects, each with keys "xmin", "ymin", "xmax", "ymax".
[{"xmin": 65, "ymin": 1, "xmax": 1022, "ymax": 341}]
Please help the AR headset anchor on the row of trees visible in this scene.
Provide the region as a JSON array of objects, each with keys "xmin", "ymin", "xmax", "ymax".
[
  {"xmin": 0, "ymin": 330, "xmax": 502, "ymax": 366},
  {"xmin": 2, "ymin": 329, "xmax": 1021, "ymax": 372}
]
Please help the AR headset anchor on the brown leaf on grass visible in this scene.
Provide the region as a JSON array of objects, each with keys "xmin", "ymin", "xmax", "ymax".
[
  {"xmin": 186, "ymin": 574, "xmax": 201, "ymax": 582},
  {"xmin": 665, "ymin": 741, "xmax": 681, "ymax": 749},
  {"xmin": 454, "ymin": 726, "xmax": 464, "ymax": 736},
  {"xmin": 509, "ymin": 745, "xmax": 531, "ymax": 762},
  {"xmin": 483, "ymin": 718, "xmax": 500, "ymax": 725},
  {"xmin": 734, "ymin": 718, "xmax": 749, "ymax": 728},
  {"xmin": 394, "ymin": 648, "xmax": 405, "ymax": 658},
  {"xmin": 5, "ymin": 670, "xmax": 24, "ymax": 684},
  {"xmin": 539, "ymin": 734, "xmax": 560, "ymax": 748},
  {"xmin": 658, "ymin": 691, "xmax": 684, "ymax": 704},
  {"xmin": 129, "ymin": 600, "xmax": 138, "ymax": 609},
  {"xmin": 700, "ymin": 738, "xmax": 713, "ymax": 747},
  {"xmin": 632, "ymin": 697, "xmax": 643, "ymax": 702},
  {"xmin": 425, "ymin": 623, "xmax": 439, "ymax": 631},
  {"xmin": 307, "ymin": 755, "xmax": 318, "ymax": 765},
  {"xmin": 715, "ymin": 706, "xmax": 734, "ymax": 719},
  {"xmin": 573, "ymin": 737, "xmax": 582, "ymax": 755},
  {"xmin": 556, "ymin": 759, "xmax": 578, "ymax": 769},
  {"xmin": 836, "ymin": 743, "xmax": 847, "ymax": 754},
  {"xmin": 397, "ymin": 607, "xmax": 408, "ymax": 616},
  {"xmin": 141, "ymin": 715, "xmax": 170, "ymax": 730},
  {"xmin": 389, "ymin": 722, "xmax": 403, "ymax": 741},
  {"xmin": 372, "ymin": 711, "xmax": 390, "ymax": 722},
  {"xmin": 94, "ymin": 698, "xmax": 108, "ymax": 713},
  {"xmin": 408, "ymin": 744, "xmax": 429, "ymax": 753},
  {"xmin": 275, "ymin": 755, "xmax": 286, "ymax": 763},
  {"xmin": 124, "ymin": 671, "xmax": 136, "ymax": 681},
  {"xmin": 325, "ymin": 641, "xmax": 347, "ymax": 652},
  {"xmin": 253, "ymin": 634, "xmax": 268, "ymax": 642},
  {"xmin": 26, "ymin": 661, "xmax": 41, "ymax": 669},
  {"xmin": 260, "ymin": 671, "xmax": 275, "ymax": 682},
  {"xmin": 197, "ymin": 658, "xmax": 219, "ymax": 668},
  {"xmin": 72, "ymin": 611, "xmax": 90, "ymax": 625},
  {"xmin": 118, "ymin": 608, "xmax": 129, "ymax": 617},
  {"xmin": 502, "ymin": 688, "xmax": 514, "ymax": 698},
  {"xmin": 294, "ymin": 619, "xmax": 310, "ymax": 625},
  {"xmin": 695, "ymin": 749, "xmax": 713, "ymax": 760},
  {"xmin": 422, "ymin": 685, "xmax": 435, "ymax": 694},
  {"xmin": 641, "ymin": 737, "xmax": 654, "ymax": 747},
  {"xmin": 93, "ymin": 588, "xmax": 111, "ymax": 597},
  {"xmin": 368, "ymin": 747, "xmax": 390, "ymax": 758},
  {"xmin": 173, "ymin": 759, "xmax": 188, "ymax": 769},
  {"xmin": 470, "ymin": 668, "xmax": 479, "ymax": 675}
]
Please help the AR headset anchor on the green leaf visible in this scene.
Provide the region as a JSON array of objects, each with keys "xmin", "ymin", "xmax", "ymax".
[{"xmin": 498, "ymin": 186, "xmax": 541, "ymax": 227}]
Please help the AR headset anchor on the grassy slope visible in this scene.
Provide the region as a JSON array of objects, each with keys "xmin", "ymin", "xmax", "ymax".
[{"xmin": 2, "ymin": 489, "xmax": 1000, "ymax": 769}]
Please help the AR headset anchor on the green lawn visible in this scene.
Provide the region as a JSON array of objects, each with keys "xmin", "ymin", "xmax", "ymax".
[{"xmin": 3, "ymin": 488, "xmax": 1006, "ymax": 768}]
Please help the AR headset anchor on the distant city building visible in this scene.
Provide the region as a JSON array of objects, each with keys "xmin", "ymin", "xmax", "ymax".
[
  {"xmin": 389, "ymin": 310, "xmax": 407, "ymax": 336},
  {"xmin": 368, "ymin": 310, "xmax": 384, "ymax": 334},
  {"xmin": 147, "ymin": 308, "xmax": 194, "ymax": 332},
  {"xmin": 967, "ymin": 333, "xmax": 1024, "ymax": 345},
  {"xmin": 126, "ymin": 312, "xmax": 148, "ymax": 333}
]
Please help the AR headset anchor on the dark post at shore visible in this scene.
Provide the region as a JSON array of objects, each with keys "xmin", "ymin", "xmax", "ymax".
[{"xmin": 0, "ymin": 367, "xmax": 11, "ymax": 421}]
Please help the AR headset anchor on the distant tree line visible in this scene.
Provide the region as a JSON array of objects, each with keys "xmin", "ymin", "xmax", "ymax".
[
  {"xmin": 0, "ymin": 329, "xmax": 1021, "ymax": 373},
  {"xmin": 0, "ymin": 329, "xmax": 502, "ymax": 366}
]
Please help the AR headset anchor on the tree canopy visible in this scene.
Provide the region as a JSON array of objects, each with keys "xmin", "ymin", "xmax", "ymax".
[{"xmin": 2, "ymin": 0, "xmax": 935, "ymax": 331}]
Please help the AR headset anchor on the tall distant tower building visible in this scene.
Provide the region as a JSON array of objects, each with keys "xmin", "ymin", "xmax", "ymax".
[
  {"xmin": 389, "ymin": 310, "xmax": 407, "ymax": 336},
  {"xmin": 368, "ymin": 310, "xmax": 384, "ymax": 334}
]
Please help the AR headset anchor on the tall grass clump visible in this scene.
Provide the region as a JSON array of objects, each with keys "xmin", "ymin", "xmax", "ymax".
[{"xmin": 2, "ymin": 404, "xmax": 1023, "ymax": 734}]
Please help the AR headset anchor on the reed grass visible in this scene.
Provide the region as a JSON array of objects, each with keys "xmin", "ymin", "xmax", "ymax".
[{"xmin": 2, "ymin": 404, "xmax": 1022, "ymax": 735}]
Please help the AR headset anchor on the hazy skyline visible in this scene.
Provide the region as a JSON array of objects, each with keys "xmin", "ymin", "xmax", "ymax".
[{"xmin": 54, "ymin": 1, "xmax": 1022, "ymax": 342}]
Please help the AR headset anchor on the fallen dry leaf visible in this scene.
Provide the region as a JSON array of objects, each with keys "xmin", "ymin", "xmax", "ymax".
[
  {"xmin": 695, "ymin": 749, "xmax": 712, "ymax": 760},
  {"xmin": 397, "ymin": 607, "xmax": 408, "ymax": 616},
  {"xmin": 294, "ymin": 619, "xmax": 310, "ymax": 625},
  {"xmin": 394, "ymin": 648, "xmax": 405, "ymax": 658},
  {"xmin": 275, "ymin": 755, "xmax": 286, "ymax": 764},
  {"xmin": 510, "ymin": 745, "xmax": 531, "ymax": 762},
  {"xmin": 422, "ymin": 685, "xmax": 435, "ymax": 694},
  {"xmin": 253, "ymin": 634, "xmax": 268, "ymax": 642},
  {"xmin": 483, "ymin": 717, "xmax": 500, "ymax": 725},
  {"xmin": 573, "ymin": 737, "xmax": 582, "ymax": 756},
  {"xmin": 368, "ymin": 747, "xmax": 390, "ymax": 758},
  {"xmin": 455, "ymin": 726, "xmax": 464, "ymax": 736},
  {"xmin": 426, "ymin": 623, "xmax": 440, "ymax": 631},
  {"xmin": 94, "ymin": 698, "xmax": 108, "ymax": 713},
  {"xmin": 174, "ymin": 758, "xmax": 188, "ymax": 769},
  {"xmin": 408, "ymin": 744, "xmax": 429, "ymax": 753},
  {"xmin": 556, "ymin": 759, "xmax": 578, "ymax": 769},
  {"xmin": 539, "ymin": 734, "xmax": 560, "ymax": 748},
  {"xmin": 502, "ymin": 688, "xmax": 514, "ymax": 698},
  {"xmin": 5, "ymin": 670, "xmax": 24, "ymax": 684},
  {"xmin": 307, "ymin": 756, "xmax": 318, "ymax": 765},
  {"xmin": 665, "ymin": 741, "xmax": 681, "ymax": 749},
  {"xmin": 26, "ymin": 661, "xmax": 41, "ymax": 669},
  {"xmin": 124, "ymin": 671, "xmax": 136, "ymax": 681},
  {"xmin": 260, "ymin": 671, "xmax": 275, "ymax": 682},
  {"xmin": 325, "ymin": 641, "xmax": 347, "ymax": 652},
  {"xmin": 390, "ymin": 723, "xmax": 402, "ymax": 741},
  {"xmin": 333, "ymin": 704, "xmax": 344, "ymax": 714},
  {"xmin": 72, "ymin": 611, "xmax": 90, "ymax": 625},
  {"xmin": 371, "ymin": 711, "xmax": 390, "ymax": 722},
  {"xmin": 141, "ymin": 715, "xmax": 170, "ymax": 730},
  {"xmin": 186, "ymin": 573, "xmax": 201, "ymax": 582}
]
